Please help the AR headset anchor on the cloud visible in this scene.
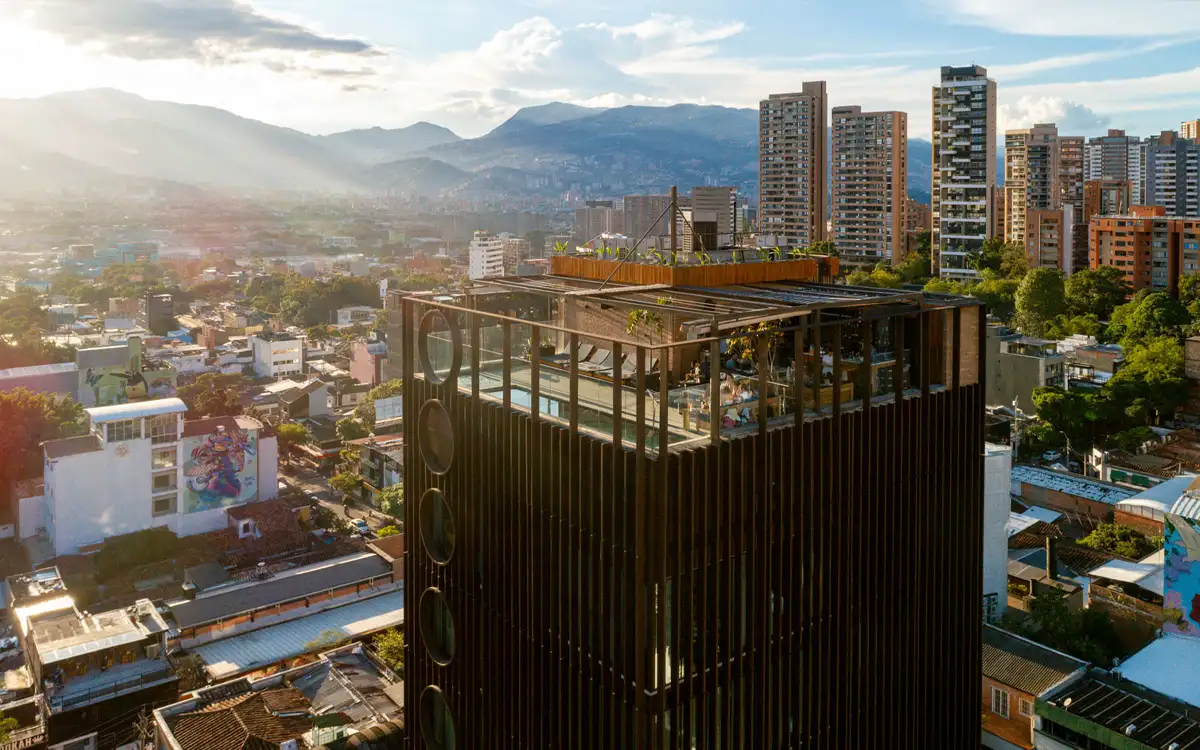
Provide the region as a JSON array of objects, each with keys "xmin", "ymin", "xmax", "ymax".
[
  {"xmin": 999, "ymin": 96, "xmax": 1111, "ymax": 133},
  {"xmin": 4, "ymin": 0, "xmax": 380, "ymax": 63},
  {"xmin": 583, "ymin": 14, "xmax": 745, "ymax": 46},
  {"xmin": 937, "ymin": 0, "xmax": 1200, "ymax": 36},
  {"xmin": 989, "ymin": 40, "xmax": 1190, "ymax": 80}
]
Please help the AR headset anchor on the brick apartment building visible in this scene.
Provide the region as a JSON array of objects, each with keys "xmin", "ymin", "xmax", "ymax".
[{"xmin": 1089, "ymin": 205, "xmax": 1200, "ymax": 295}]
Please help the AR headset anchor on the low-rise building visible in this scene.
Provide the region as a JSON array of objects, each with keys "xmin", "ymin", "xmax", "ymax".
[
  {"xmin": 6, "ymin": 567, "xmax": 177, "ymax": 748},
  {"xmin": 167, "ymin": 550, "xmax": 401, "ymax": 680},
  {"xmin": 154, "ymin": 643, "xmax": 403, "ymax": 750},
  {"xmin": 1011, "ymin": 465, "xmax": 1137, "ymax": 522},
  {"xmin": 347, "ymin": 435, "xmax": 403, "ymax": 509},
  {"xmin": 1037, "ymin": 644, "xmax": 1200, "ymax": 749},
  {"xmin": 350, "ymin": 339, "xmax": 388, "ymax": 387},
  {"xmin": 249, "ymin": 331, "xmax": 303, "ymax": 379},
  {"xmin": 986, "ymin": 326, "xmax": 1066, "ymax": 411},
  {"xmin": 35, "ymin": 399, "xmax": 279, "ymax": 557},
  {"xmin": 982, "ymin": 625, "xmax": 1085, "ymax": 750},
  {"xmin": 335, "ymin": 305, "xmax": 378, "ymax": 327}
]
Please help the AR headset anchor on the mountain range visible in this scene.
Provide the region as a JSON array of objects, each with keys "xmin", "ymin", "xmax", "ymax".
[{"xmin": 0, "ymin": 89, "xmax": 934, "ymax": 203}]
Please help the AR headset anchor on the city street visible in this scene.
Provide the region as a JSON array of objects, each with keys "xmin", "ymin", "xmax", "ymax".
[{"xmin": 280, "ymin": 465, "xmax": 396, "ymax": 532}]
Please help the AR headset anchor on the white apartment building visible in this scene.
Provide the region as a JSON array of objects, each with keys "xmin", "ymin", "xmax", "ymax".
[
  {"xmin": 249, "ymin": 331, "xmax": 303, "ymax": 378},
  {"xmin": 468, "ymin": 231, "xmax": 506, "ymax": 280},
  {"xmin": 33, "ymin": 399, "xmax": 279, "ymax": 556},
  {"xmin": 932, "ymin": 65, "xmax": 996, "ymax": 279},
  {"xmin": 1144, "ymin": 131, "xmax": 1200, "ymax": 218},
  {"xmin": 1085, "ymin": 130, "xmax": 1145, "ymax": 205}
]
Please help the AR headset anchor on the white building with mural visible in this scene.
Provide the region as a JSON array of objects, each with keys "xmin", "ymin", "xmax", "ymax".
[{"xmin": 33, "ymin": 398, "xmax": 278, "ymax": 557}]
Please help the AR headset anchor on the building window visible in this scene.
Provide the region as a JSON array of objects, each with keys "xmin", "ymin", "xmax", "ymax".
[
  {"xmin": 152, "ymin": 496, "xmax": 176, "ymax": 517},
  {"xmin": 152, "ymin": 473, "xmax": 177, "ymax": 492},
  {"xmin": 106, "ymin": 419, "xmax": 141, "ymax": 442},
  {"xmin": 1019, "ymin": 698, "xmax": 1034, "ymax": 717},
  {"xmin": 148, "ymin": 414, "xmax": 178, "ymax": 444},
  {"xmin": 152, "ymin": 448, "xmax": 176, "ymax": 469},
  {"xmin": 991, "ymin": 687, "xmax": 1010, "ymax": 718}
]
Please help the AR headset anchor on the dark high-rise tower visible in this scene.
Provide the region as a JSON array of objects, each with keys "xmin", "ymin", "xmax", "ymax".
[{"xmin": 402, "ymin": 256, "xmax": 985, "ymax": 750}]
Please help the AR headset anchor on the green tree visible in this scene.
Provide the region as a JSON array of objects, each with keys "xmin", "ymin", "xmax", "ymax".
[
  {"xmin": 1044, "ymin": 314, "xmax": 1104, "ymax": 340},
  {"xmin": 968, "ymin": 237, "xmax": 1005, "ymax": 274},
  {"xmin": 1113, "ymin": 292, "xmax": 1189, "ymax": 348},
  {"xmin": 377, "ymin": 484, "xmax": 404, "ymax": 518},
  {"xmin": 1079, "ymin": 523, "xmax": 1163, "ymax": 559},
  {"xmin": 845, "ymin": 267, "xmax": 902, "ymax": 288},
  {"xmin": 330, "ymin": 472, "xmax": 362, "ymax": 500},
  {"xmin": 372, "ymin": 627, "xmax": 405, "ymax": 676},
  {"xmin": 336, "ymin": 416, "xmax": 369, "ymax": 442},
  {"xmin": 275, "ymin": 423, "xmax": 311, "ymax": 467},
  {"xmin": 354, "ymin": 380, "xmax": 404, "ymax": 428},
  {"xmin": 1109, "ymin": 336, "xmax": 1188, "ymax": 424},
  {"xmin": 306, "ymin": 325, "xmax": 335, "ymax": 344},
  {"xmin": 1065, "ymin": 267, "xmax": 1130, "ymax": 320},
  {"xmin": 807, "ymin": 240, "xmax": 837, "ymax": 257},
  {"xmin": 376, "ymin": 525, "xmax": 400, "ymax": 538},
  {"xmin": 1181, "ymin": 274, "xmax": 1200, "ymax": 308},
  {"xmin": 177, "ymin": 373, "xmax": 245, "ymax": 418},
  {"xmin": 894, "ymin": 252, "xmax": 931, "ymax": 284},
  {"xmin": 999, "ymin": 242, "xmax": 1030, "ymax": 280},
  {"xmin": 1000, "ymin": 588, "xmax": 1122, "ymax": 665},
  {"xmin": 971, "ymin": 277, "xmax": 1021, "ymax": 322},
  {"xmin": 1013, "ymin": 268, "xmax": 1067, "ymax": 337},
  {"xmin": 0, "ymin": 388, "xmax": 86, "ymax": 503}
]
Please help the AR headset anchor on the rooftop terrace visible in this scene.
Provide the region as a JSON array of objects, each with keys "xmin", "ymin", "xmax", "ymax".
[{"xmin": 400, "ymin": 263, "xmax": 983, "ymax": 454}]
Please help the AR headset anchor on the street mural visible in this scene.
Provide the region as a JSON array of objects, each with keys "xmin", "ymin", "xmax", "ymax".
[
  {"xmin": 1163, "ymin": 511, "xmax": 1200, "ymax": 637},
  {"xmin": 82, "ymin": 365, "xmax": 175, "ymax": 406},
  {"xmin": 182, "ymin": 426, "xmax": 258, "ymax": 513}
]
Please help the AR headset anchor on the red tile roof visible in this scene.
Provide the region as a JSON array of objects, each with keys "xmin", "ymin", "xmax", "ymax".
[
  {"xmin": 182, "ymin": 416, "xmax": 242, "ymax": 439},
  {"xmin": 167, "ymin": 689, "xmax": 312, "ymax": 750}
]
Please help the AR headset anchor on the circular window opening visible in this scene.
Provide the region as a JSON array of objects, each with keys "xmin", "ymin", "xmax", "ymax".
[
  {"xmin": 418, "ymin": 309, "xmax": 462, "ymax": 386},
  {"xmin": 418, "ymin": 400, "xmax": 455, "ymax": 474},
  {"xmin": 420, "ymin": 488, "xmax": 457, "ymax": 565},
  {"xmin": 420, "ymin": 685, "xmax": 456, "ymax": 750},
  {"xmin": 419, "ymin": 587, "xmax": 456, "ymax": 666}
]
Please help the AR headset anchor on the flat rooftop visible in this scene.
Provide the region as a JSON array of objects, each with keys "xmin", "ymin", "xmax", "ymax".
[
  {"xmin": 1045, "ymin": 671, "xmax": 1200, "ymax": 748},
  {"xmin": 192, "ymin": 589, "xmax": 403, "ymax": 680},
  {"xmin": 1116, "ymin": 634, "xmax": 1200, "ymax": 708},
  {"xmin": 1012, "ymin": 465, "xmax": 1137, "ymax": 506},
  {"xmin": 169, "ymin": 552, "xmax": 392, "ymax": 630},
  {"xmin": 86, "ymin": 397, "xmax": 188, "ymax": 424}
]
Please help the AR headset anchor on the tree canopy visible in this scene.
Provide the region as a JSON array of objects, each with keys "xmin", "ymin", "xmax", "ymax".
[
  {"xmin": 0, "ymin": 389, "xmax": 87, "ymax": 503},
  {"xmin": 377, "ymin": 484, "xmax": 403, "ymax": 518},
  {"xmin": 1109, "ymin": 292, "xmax": 1189, "ymax": 348},
  {"xmin": 336, "ymin": 416, "xmax": 370, "ymax": 442},
  {"xmin": 1013, "ymin": 268, "xmax": 1067, "ymax": 337},
  {"xmin": 1079, "ymin": 523, "xmax": 1163, "ymax": 559},
  {"xmin": 244, "ymin": 273, "xmax": 379, "ymax": 327},
  {"xmin": 1000, "ymin": 588, "xmax": 1123, "ymax": 666},
  {"xmin": 275, "ymin": 423, "xmax": 311, "ymax": 466},
  {"xmin": 1065, "ymin": 267, "xmax": 1130, "ymax": 321},
  {"xmin": 372, "ymin": 627, "xmax": 405, "ymax": 676},
  {"xmin": 177, "ymin": 373, "xmax": 246, "ymax": 418}
]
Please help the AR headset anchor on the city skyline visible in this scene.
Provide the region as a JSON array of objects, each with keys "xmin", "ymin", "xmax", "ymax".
[{"xmin": 2, "ymin": 0, "xmax": 1200, "ymax": 138}]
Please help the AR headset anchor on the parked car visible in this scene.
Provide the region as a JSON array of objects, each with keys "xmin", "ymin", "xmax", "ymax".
[{"xmin": 351, "ymin": 518, "xmax": 371, "ymax": 537}]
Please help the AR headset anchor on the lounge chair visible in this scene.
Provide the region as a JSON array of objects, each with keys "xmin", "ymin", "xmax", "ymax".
[{"xmin": 578, "ymin": 349, "xmax": 612, "ymax": 373}]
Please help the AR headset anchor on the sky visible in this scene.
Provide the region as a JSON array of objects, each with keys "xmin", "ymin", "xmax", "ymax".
[{"xmin": 2, "ymin": 0, "xmax": 1200, "ymax": 139}]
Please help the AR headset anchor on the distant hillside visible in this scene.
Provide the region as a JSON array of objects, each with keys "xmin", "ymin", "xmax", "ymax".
[
  {"xmin": 0, "ymin": 90, "xmax": 937, "ymax": 201},
  {"xmin": 321, "ymin": 123, "xmax": 461, "ymax": 164}
]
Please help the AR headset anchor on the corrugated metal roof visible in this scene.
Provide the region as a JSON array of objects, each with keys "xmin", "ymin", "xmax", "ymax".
[
  {"xmin": 982, "ymin": 625, "xmax": 1084, "ymax": 696},
  {"xmin": 194, "ymin": 590, "xmax": 404, "ymax": 680},
  {"xmin": 1012, "ymin": 465, "xmax": 1137, "ymax": 505},
  {"xmin": 0, "ymin": 362, "xmax": 77, "ymax": 378},
  {"xmin": 1170, "ymin": 492, "xmax": 1200, "ymax": 522},
  {"xmin": 170, "ymin": 552, "xmax": 391, "ymax": 629},
  {"xmin": 1115, "ymin": 634, "xmax": 1200, "ymax": 709},
  {"xmin": 86, "ymin": 397, "xmax": 188, "ymax": 423}
]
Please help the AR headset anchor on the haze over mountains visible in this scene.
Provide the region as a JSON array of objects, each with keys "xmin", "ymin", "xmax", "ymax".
[{"xmin": 0, "ymin": 89, "xmax": 933, "ymax": 203}]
